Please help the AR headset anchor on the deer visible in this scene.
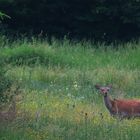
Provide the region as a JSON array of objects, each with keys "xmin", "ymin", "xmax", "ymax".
[{"xmin": 95, "ymin": 84, "xmax": 140, "ymax": 119}]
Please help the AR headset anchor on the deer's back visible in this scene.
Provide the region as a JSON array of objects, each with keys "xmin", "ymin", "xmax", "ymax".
[{"xmin": 111, "ymin": 99, "xmax": 140, "ymax": 115}]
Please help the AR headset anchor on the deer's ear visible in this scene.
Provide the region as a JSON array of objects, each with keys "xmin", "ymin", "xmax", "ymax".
[{"xmin": 95, "ymin": 84, "xmax": 101, "ymax": 89}]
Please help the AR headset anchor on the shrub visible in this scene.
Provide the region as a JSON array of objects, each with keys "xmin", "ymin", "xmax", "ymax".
[{"xmin": 0, "ymin": 61, "xmax": 12, "ymax": 103}]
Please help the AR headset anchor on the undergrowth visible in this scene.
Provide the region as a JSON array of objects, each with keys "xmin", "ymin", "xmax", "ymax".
[{"xmin": 0, "ymin": 37, "xmax": 140, "ymax": 140}]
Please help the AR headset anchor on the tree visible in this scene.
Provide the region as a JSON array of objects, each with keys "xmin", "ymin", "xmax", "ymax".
[{"xmin": 0, "ymin": 0, "xmax": 140, "ymax": 41}]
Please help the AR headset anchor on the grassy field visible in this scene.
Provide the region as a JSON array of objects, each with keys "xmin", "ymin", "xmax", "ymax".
[{"xmin": 0, "ymin": 37, "xmax": 140, "ymax": 140}]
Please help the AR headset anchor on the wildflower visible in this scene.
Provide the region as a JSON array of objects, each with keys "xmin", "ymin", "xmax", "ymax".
[
  {"xmin": 66, "ymin": 87, "xmax": 68, "ymax": 91},
  {"xmin": 73, "ymin": 81, "xmax": 78, "ymax": 89},
  {"xmin": 67, "ymin": 93, "xmax": 71, "ymax": 97}
]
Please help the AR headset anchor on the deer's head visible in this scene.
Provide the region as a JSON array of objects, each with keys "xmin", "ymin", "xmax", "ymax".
[{"xmin": 95, "ymin": 84, "xmax": 112, "ymax": 96}]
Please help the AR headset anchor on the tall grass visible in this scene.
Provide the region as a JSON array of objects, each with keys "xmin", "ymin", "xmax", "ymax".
[{"xmin": 0, "ymin": 37, "xmax": 140, "ymax": 140}]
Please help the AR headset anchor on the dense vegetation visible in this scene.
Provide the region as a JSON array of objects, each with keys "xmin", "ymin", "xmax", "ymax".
[
  {"xmin": 0, "ymin": 37, "xmax": 140, "ymax": 140},
  {"xmin": 0, "ymin": 1, "xmax": 140, "ymax": 139},
  {"xmin": 0, "ymin": 0, "xmax": 140, "ymax": 41}
]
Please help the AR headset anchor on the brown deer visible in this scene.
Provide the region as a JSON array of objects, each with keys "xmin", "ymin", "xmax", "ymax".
[{"xmin": 95, "ymin": 84, "xmax": 140, "ymax": 118}]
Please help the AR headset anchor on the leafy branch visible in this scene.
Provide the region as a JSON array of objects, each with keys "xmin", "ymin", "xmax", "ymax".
[{"xmin": 0, "ymin": 11, "xmax": 11, "ymax": 20}]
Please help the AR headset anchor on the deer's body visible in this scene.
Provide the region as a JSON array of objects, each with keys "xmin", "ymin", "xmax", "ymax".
[
  {"xmin": 95, "ymin": 84, "xmax": 140, "ymax": 118},
  {"xmin": 104, "ymin": 95, "xmax": 140, "ymax": 118}
]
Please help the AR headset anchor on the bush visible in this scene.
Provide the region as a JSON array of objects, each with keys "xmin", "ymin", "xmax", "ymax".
[{"xmin": 0, "ymin": 61, "xmax": 12, "ymax": 103}]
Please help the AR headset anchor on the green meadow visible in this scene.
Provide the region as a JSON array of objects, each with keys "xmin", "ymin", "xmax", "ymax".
[{"xmin": 0, "ymin": 37, "xmax": 140, "ymax": 140}]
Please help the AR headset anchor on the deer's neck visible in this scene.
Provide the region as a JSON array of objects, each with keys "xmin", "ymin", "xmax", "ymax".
[{"xmin": 104, "ymin": 94, "xmax": 112, "ymax": 112}]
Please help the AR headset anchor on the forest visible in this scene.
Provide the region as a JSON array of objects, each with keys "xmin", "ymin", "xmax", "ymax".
[{"xmin": 0, "ymin": 0, "xmax": 140, "ymax": 41}]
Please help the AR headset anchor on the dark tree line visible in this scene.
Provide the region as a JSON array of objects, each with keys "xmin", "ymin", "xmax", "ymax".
[{"xmin": 0, "ymin": 0, "xmax": 140, "ymax": 41}]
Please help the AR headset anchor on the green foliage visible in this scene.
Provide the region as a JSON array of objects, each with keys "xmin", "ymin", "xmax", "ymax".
[
  {"xmin": 0, "ymin": 62, "xmax": 12, "ymax": 103},
  {"xmin": 0, "ymin": 11, "xmax": 10, "ymax": 20},
  {"xmin": 0, "ymin": 38, "xmax": 140, "ymax": 69},
  {"xmin": 0, "ymin": 38, "xmax": 140, "ymax": 139}
]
